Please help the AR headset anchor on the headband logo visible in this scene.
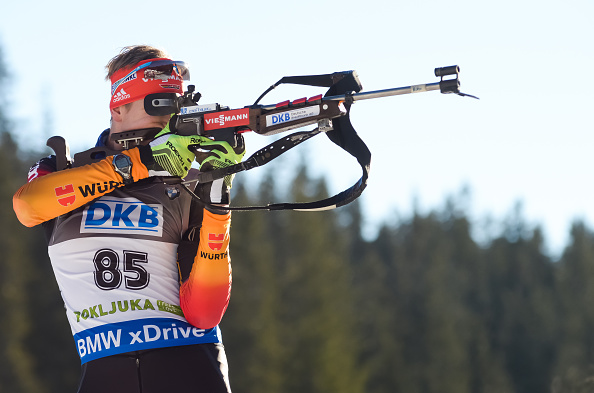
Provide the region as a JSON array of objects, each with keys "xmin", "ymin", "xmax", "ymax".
[
  {"xmin": 112, "ymin": 88, "xmax": 131, "ymax": 104},
  {"xmin": 111, "ymin": 73, "xmax": 137, "ymax": 96},
  {"xmin": 109, "ymin": 59, "xmax": 185, "ymax": 109}
]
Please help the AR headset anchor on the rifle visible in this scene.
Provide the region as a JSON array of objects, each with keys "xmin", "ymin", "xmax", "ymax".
[{"xmin": 48, "ymin": 65, "xmax": 477, "ymax": 212}]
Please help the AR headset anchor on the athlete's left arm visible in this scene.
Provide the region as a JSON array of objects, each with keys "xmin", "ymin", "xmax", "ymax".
[
  {"xmin": 177, "ymin": 208, "xmax": 232, "ymax": 329},
  {"xmin": 177, "ymin": 137, "xmax": 243, "ymax": 329}
]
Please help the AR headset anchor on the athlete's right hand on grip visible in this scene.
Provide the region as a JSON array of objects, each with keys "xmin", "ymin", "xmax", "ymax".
[
  {"xmin": 140, "ymin": 124, "xmax": 209, "ymax": 178},
  {"xmin": 193, "ymin": 135, "xmax": 246, "ymax": 205}
]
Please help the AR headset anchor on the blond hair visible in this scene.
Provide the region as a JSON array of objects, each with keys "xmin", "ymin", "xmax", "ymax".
[{"xmin": 105, "ymin": 45, "xmax": 169, "ymax": 81}]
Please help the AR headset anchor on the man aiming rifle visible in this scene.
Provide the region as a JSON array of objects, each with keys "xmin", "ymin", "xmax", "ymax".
[
  {"xmin": 12, "ymin": 40, "xmax": 474, "ymax": 392},
  {"xmin": 13, "ymin": 45, "xmax": 243, "ymax": 393}
]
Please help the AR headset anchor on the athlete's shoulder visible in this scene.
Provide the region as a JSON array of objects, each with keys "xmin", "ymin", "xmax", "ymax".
[{"xmin": 27, "ymin": 155, "xmax": 57, "ymax": 182}]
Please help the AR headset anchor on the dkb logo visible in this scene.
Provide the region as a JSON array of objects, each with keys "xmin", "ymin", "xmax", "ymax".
[{"xmin": 80, "ymin": 197, "xmax": 163, "ymax": 236}]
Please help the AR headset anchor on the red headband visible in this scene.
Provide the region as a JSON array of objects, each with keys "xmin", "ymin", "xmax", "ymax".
[{"xmin": 109, "ymin": 58, "xmax": 185, "ymax": 110}]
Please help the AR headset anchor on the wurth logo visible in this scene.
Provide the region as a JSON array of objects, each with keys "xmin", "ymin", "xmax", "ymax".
[
  {"xmin": 208, "ymin": 233, "xmax": 225, "ymax": 251},
  {"xmin": 55, "ymin": 184, "xmax": 75, "ymax": 207},
  {"xmin": 112, "ymin": 88, "xmax": 130, "ymax": 103}
]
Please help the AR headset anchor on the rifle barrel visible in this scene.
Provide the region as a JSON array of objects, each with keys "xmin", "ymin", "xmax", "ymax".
[
  {"xmin": 323, "ymin": 81, "xmax": 441, "ymax": 102},
  {"xmin": 259, "ymin": 81, "xmax": 444, "ymax": 110}
]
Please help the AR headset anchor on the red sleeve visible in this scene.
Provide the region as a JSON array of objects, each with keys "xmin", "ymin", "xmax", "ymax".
[
  {"xmin": 178, "ymin": 209, "xmax": 232, "ymax": 329},
  {"xmin": 27, "ymin": 155, "xmax": 56, "ymax": 182}
]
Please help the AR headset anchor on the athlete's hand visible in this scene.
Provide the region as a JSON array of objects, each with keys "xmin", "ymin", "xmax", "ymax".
[
  {"xmin": 142, "ymin": 123, "xmax": 208, "ymax": 178},
  {"xmin": 194, "ymin": 135, "xmax": 246, "ymax": 205}
]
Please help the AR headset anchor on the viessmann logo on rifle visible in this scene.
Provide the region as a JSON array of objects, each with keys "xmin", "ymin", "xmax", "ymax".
[{"xmin": 203, "ymin": 108, "xmax": 249, "ymax": 130}]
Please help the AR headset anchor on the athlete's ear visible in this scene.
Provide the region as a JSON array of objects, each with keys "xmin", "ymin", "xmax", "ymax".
[{"xmin": 111, "ymin": 106, "xmax": 124, "ymax": 124}]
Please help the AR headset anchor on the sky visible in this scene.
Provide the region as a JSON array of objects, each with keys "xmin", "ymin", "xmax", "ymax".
[{"xmin": 1, "ymin": 0, "xmax": 592, "ymax": 257}]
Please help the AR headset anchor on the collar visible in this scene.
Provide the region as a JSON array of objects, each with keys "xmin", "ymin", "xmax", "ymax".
[{"xmin": 96, "ymin": 129, "xmax": 110, "ymax": 147}]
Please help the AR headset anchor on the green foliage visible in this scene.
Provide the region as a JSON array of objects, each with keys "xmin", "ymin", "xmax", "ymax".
[
  {"xmin": 226, "ymin": 171, "xmax": 594, "ymax": 393},
  {"xmin": 352, "ymin": 209, "xmax": 512, "ymax": 393},
  {"xmin": 554, "ymin": 223, "xmax": 594, "ymax": 387},
  {"xmin": 0, "ymin": 41, "xmax": 48, "ymax": 391},
  {"xmin": 0, "ymin": 132, "xmax": 79, "ymax": 393},
  {"xmin": 0, "ymin": 132, "xmax": 45, "ymax": 393},
  {"xmin": 0, "ymin": 42, "xmax": 79, "ymax": 393},
  {"xmin": 226, "ymin": 167, "xmax": 365, "ymax": 393}
]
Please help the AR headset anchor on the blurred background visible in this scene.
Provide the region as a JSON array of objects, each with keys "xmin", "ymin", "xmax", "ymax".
[{"xmin": 1, "ymin": 0, "xmax": 593, "ymax": 392}]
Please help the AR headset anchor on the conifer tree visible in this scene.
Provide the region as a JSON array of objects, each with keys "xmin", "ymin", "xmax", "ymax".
[
  {"xmin": 554, "ymin": 221, "xmax": 594, "ymax": 388},
  {"xmin": 225, "ymin": 173, "xmax": 286, "ymax": 393},
  {"xmin": 226, "ymin": 164, "xmax": 366, "ymax": 393},
  {"xmin": 0, "ymin": 42, "xmax": 79, "ymax": 392},
  {"xmin": 0, "ymin": 42, "xmax": 47, "ymax": 393},
  {"xmin": 484, "ymin": 212, "xmax": 558, "ymax": 393},
  {"xmin": 278, "ymin": 166, "xmax": 364, "ymax": 393},
  {"xmin": 354, "ymin": 202, "xmax": 513, "ymax": 393}
]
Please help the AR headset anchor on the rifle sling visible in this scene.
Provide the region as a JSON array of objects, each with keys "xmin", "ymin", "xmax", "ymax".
[{"xmin": 184, "ymin": 70, "xmax": 371, "ymax": 212}]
